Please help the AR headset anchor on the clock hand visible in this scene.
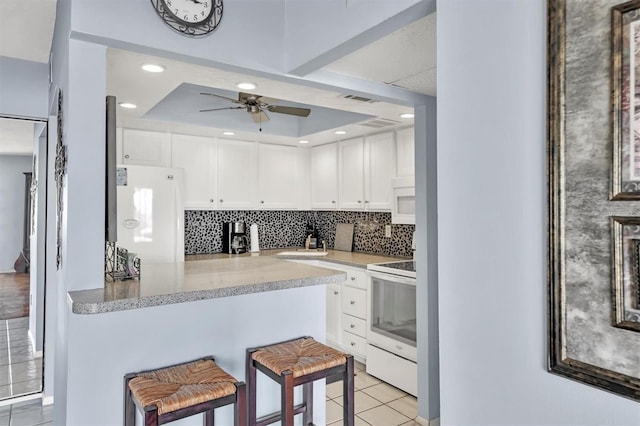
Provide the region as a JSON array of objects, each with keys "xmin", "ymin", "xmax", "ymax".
[{"xmin": 189, "ymin": 0, "xmax": 203, "ymax": 3}]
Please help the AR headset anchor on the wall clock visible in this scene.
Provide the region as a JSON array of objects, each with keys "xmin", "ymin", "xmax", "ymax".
[{"xmin": 150, "ymin": 0, "xmax": 223, "ymax": 37}]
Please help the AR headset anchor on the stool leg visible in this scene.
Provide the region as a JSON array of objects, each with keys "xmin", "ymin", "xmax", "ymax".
[
  {"xmin": 235, "ymin": 381, "xmax": 247, "ymax": 426},
  {"xmin": 204, "ymin": 409, "xmax": 214, "ymax": 426},
  {"xmin": 123, "ymin": 374, "xmax": 136, "ymax": 426},
  {"xmin": 343, "ymin": 356, "xmax": 355, "ymax": 426},
  {"xmin": 143, "ymin": 406, "xmax": 159, "ymax": 426},
  {"xmin": 246, "ymin": 349, "xmax": 257, "ymax": 426},
  {"xmin": 282, "ymin": 371, "xmax": 294, "ymax": 426},
  {"xmin": 302, "ymin": 381, "xmax": 313, "ymax": 426}
]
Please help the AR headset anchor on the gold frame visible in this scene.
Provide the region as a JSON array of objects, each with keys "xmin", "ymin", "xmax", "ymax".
[
  {"xmin": 611, "ymin": 216, "xmax": 640, "ymax": 332},
  {"xmin": 548, "ymin": 0, "xmax": 640, "ymax": 401}
]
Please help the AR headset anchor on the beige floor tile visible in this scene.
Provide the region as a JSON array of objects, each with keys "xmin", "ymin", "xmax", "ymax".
[
  {"xmin": 400, "ymin": 421, "xmax": 422, "ymax": 426},
  {"xmin": 358, "ymin": 405, "xmax": 411, "ymax": 426},
  {"xmin": 333, "ymin": 390, "xmax": 382, "ymax": 413},
  {"xmin": 387, "ymin": 395, "xmax": 418, "ymax": 419},
  {"xmin": 354, "ymin": 371, "xmax": 381, "ymax": 390},
  {"xmin": 355, "ymin": 360, "xmax": 366, "ymax": 372},
  {"xmin": 326, "ymin": 399, "xmax": 344, "ymax": 424},
  {"xmin": 327, "ymin": 380, "xmax": 344, "ymax": 399},
  {"xmin": 330, "ymin": 416, "xmax": 372, "ymax": 426},
  {"xmin": 362, "ymin": 382, "xmax": 407, "ymax": 403}
]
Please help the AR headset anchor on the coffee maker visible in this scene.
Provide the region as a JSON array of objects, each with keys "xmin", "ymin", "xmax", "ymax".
[{"xmin": 223, "ymin": 222, "xmax": 248, "ymax": 254}]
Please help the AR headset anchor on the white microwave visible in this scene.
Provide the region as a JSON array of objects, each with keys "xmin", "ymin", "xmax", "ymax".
[{"xmin": 391, "ymin": 176, "xmax": 415, "ymax": 224}]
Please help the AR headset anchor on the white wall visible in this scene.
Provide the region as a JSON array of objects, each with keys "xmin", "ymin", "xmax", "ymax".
[
  {"xmin": 437, "ymin": 0, "xmax": 640, "ymax": 424},
  {"xmin": 0, "ymin": 57, "xmax": 48, "ymax": 119},
  {"xmin": 0, "ymin": 155, "xmax": 32, "ymax": 272}
]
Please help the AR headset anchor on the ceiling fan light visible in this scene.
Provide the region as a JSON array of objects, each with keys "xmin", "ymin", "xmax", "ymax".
[
  {"xmin": 141, "ymin": 64, "xmax": 165, "ymax": 73},
  {"xmin": 236, "ymin": 82, "xmax": 256, "ymax": 90},
  {"xmin": 400, "ymin": 113, "xmax": 414, "ymax": 119}
]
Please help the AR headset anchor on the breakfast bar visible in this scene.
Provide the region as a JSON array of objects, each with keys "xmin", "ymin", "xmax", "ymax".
[{"xmin": 64, "ymin": 256, "xmax": 346, "ymax": 425}]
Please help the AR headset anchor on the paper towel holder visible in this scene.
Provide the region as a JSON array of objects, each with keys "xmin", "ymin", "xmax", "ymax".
[{"xmin": 250, "ymin": 223, "xmax": 260, "ymax": 252}]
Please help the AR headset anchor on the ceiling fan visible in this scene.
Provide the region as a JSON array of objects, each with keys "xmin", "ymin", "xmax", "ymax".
[{"xmin": 199, "ymin": 92, "xmax": 311, "ymax": 128}]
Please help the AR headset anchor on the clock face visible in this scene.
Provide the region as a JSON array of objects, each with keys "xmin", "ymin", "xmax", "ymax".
[{"xmin": 151, "ymin": 0, "xmax": 223, "ymax": 37}]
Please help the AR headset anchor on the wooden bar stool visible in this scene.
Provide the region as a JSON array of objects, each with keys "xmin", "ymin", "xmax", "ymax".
[
  {"xmin": 246, "ymin": 336, "xmax": 354, "ymax": 426},
  {"xmin": 124, "ymin": 357, "xmax": 246, "ymax": 426}
]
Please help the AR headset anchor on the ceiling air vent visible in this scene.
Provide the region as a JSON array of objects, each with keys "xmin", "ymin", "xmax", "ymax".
[
  {"xmin": 358, "ymin": 118, "xmax": 402, "ymax": 128},
  {"xmin": 341, "ymin": 94, "xmax": 379, "ymax": 103}
]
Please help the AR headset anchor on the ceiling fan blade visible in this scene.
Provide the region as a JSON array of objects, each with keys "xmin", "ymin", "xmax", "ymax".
[
  {"xmin": 199, "ymin": 106, "xmax": 244, "ymax": 112},
  {"xmin": 250, "ymin": 111, "xmax": 270, "ymax": 123},
  {"xmin": 200, "ymin": 92, "xmax": 242, "ymax": 104},
  {"xmin": 266, "ymin": 105, "xmax": 311, "ymax": 117}
]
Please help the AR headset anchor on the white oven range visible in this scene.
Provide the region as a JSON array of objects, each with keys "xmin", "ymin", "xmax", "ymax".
[{"xmin": 366, "ymin": 260, "xmax": 417, "ymax": 396}]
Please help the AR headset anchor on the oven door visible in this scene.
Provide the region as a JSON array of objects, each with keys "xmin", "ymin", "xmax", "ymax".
[{"xmin": 367, "ymin": 271, "xmax": 417, "ymax": 362}]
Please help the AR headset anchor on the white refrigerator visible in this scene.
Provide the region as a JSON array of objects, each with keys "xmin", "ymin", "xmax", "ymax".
[{"xmin": 116, "ymin": 165, "xmax": 185, "ymax": 263}]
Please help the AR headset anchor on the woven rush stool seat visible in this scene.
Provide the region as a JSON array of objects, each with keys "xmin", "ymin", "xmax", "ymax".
[
  {"xmin": 124, "ymin": 357, "xmax": 246, "ymax": 426},
  {"xmin": 247, "ymin": 336, "xmax": 354, "ymax": 426}
]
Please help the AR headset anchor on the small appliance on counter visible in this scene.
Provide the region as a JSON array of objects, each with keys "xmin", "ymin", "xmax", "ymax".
[{"xmin": 223, "ymin": 221, "xmax": 249, "ymax": 254}]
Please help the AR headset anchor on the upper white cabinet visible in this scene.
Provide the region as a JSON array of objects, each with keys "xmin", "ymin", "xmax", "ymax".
[
  {"xmin": 396, "ymin": 127, "xmax": 415, "ymax": 177},
  {"xmin": 171, "ymin": 134, "xmax": 218, "ymax": 210},
  {"xmin": 217, "ymin": 139, "xmax": 258, "ymax": 209},
  {"xmin": 310, "ymin": 143, "xmax": 339, "ymax": 209},
  {"xmin": 338, "ymin": 138, "xmax": 366, "ymax": 210},
  {"xmin": 121, "ymin": 129, "xmax": 171, "ymax": 167},
  {"xmin": 364, "ymin": 132, "xmax": 395, "ymax": 210},
  {"xmin": 338, "ymin": 132, "xmax": 394, "ymax": 211},
  {"xmin": 258, "ymin": 143, "xmax": 298, "ymax": 209}
]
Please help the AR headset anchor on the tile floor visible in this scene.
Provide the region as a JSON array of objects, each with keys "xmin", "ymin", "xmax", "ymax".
[
  {"xmin": 0, "ymin": 398, "xmax": 52, "ymax": 426},
  {"xmin": 327, "ymin": 361, "xmax": 419, "ymax": 426},
  {"xmin": 0, "ymin": 318, "xmax": 41, "ymax": 400}
]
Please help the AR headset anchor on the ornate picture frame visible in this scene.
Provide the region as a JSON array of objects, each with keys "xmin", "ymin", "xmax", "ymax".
[
  {"xmin": 612, "ymin": 0, "xmax": 640, "ymax": 199},
  {"xmin": 548, "ymin": 0, "xmax": 640, "ymax": 401},
  {"xmin": 611, "ymin": 216, "xmax": 640, "ymax": 331}
]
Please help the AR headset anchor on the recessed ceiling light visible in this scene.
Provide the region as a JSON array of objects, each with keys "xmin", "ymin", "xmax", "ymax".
[
  {"xmin": 334, "ymin": 130, "xmax": 347, "ymax": 135},
  {"xmin": 236, "ymin": 82, "xmax": 256, "ymax": 90},
  {"xmin": 223, "ymin": 131, "xmax": 235, "ymax": 136},
  {"xmin": 400, "ymin": 113, "xmax": 414, "ymax": 119},
  {"xmin": 118, "ymin": 102, "xmax": 137, "ymax": 109},
  {"xmin": 298, "ymin": 140, "xmax": 309, "ymax": 144},
  {"xmin": 141, "ymin": 64, "xmax": 165, "ymax": 73}
]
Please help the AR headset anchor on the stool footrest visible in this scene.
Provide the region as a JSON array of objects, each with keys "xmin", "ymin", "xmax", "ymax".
[{"xmin": 256, "ymin": 402, "xmax": 306, "ymax": 426}]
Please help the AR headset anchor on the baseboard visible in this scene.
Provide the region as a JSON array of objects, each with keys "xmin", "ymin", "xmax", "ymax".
[
  {"xmin": 0, "ymin": 393, "xmax": 41, "ymax": 407},
  {"xmin": 42, "ymin": 395, "xmax": 54, "ymax": 406},
  {"xmin": 416, "ymin": 416, "xmax": 440, "ymax": 426}
]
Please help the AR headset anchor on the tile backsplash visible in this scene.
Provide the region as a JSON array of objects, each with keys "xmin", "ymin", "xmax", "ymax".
[{"xmin": 185, "ymin": 210, "xmax": 415, "ymax": 257}]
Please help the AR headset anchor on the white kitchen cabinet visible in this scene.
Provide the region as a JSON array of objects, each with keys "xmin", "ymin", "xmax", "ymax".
[
  {"xmin": 395, "ymin": 127, "xmax": 415, "ymax": 177},
  {"xmin": 338, "ymin": 138, "xmax": 365, "ymax": 210},
  {"xmin": 338, "ymin": 132, "xmax": 394, "ymax": 211},
  {"xmin": 121, "ymin": 129, "xmax": 171, "ymax": 167},
  {"xmin": 171, "ymin": 134, "xmax": 218, "ymax": 209},
  {"xmin": 258, "ymin": 143, "xmax": 298, "ymax": 209},
  {"xmin": 326, "ymin": 283, "xmax": 342, "ymax": 348},
  {"xmin": 217, "ymin": 139, "xmax": 258, "ymax": 209},
  {"xmin": 310, "ymin": 143, "xmax": 339, "ymax": 209}
]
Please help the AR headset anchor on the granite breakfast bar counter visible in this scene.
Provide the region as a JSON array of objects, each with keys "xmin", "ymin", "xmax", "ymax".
[{"xmin": 63, "ymin": 256, "xmax": 346, "ymax": 425}]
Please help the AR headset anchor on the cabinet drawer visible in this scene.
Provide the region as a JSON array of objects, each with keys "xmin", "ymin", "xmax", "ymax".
[
  {"xmin": 342, "ymin": 314, "xmax": 366, "ymax": 338},
  {"xmin": 342, "ymin": 286, "xmax": 366, "ymax": 319},
  {"xmin": 345, "ymin": 269, "xmax": 368, "ymax": 290},
  {"xmin": 342, "ymin": 331, "xmax": 367, "ymax": 357}
]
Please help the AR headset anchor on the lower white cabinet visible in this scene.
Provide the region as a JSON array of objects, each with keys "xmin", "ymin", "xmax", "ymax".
[{"xmin": 326, "ymin": 283, "xmax": 342, "ymax": 348}]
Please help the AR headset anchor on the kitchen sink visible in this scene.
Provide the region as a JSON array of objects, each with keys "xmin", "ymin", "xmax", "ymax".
[{"xmin": 277, "ymin": 250, "xmax": 328, "ymax": 257}]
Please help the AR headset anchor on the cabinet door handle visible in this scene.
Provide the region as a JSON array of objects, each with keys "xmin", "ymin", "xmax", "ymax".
[
  {"xmin": 365, "ymin": 200, "xmax": 370, "ymax": 203},
  {"xmin": 333, "ymin": 290, "xmax": 339, "ymax": 295},
  {"xmin": 350, "ymin": 276, "xmax": 356, "ymax": 281},
  {"xmin": 331, "ymin": 200, "xmax": 336, "ymax": 203},
  {"xmin": 350, "ymin": 324, "xmax": 355, "ymax": 329},
  {"xmin": 124, "ymin": 154, "xmax": 130, "ymax": 159},
  {"xmin": 219, "ymin": 199, "xmax": 223, "ymax": 203},
  {"xmin": 209, "ymin": 199, "xmax": 214, "ymax": 203},
  {"xmin": 357, "ymin": 200, "xmax": 362, "ymax": 203},
  {"xmin": 350, "ymin": 342, "xmax": 356, "ymax": 346},
  {"xmin": 350, "ymin": 300, "xmax": 355, "ymax": 305},
  {"xmin": 260, "ymin": 200, "xmax": 264, "ymax": 204}
]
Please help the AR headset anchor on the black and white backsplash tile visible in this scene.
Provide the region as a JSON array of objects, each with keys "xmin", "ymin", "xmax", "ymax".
[{"xmin": 184, "ymin": 210, "xmax": 415, "ymax": 257}]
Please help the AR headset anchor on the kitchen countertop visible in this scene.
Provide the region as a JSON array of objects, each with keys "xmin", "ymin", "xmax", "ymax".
[
  {"xmin": 186, "ymin": 248, "xmax": 408, "ymax": 268},
  {"xmin": 69, "ymin": 256, "xmax": 346, "ymax": 315}
]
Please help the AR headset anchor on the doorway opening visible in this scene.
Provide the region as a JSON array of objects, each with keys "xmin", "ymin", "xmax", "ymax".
[{"xmin": 0, "ymin": 116, "xmax": 47, "ymax": 401}]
